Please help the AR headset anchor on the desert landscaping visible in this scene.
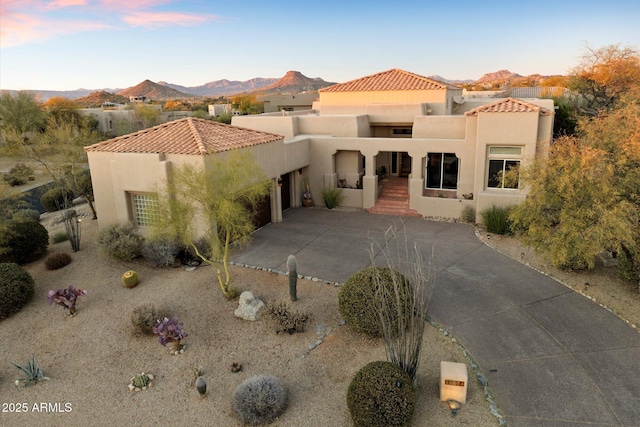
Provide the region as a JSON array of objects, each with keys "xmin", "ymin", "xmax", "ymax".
[{"xmin": 1, "ymin": 202, "xmax": 502, "ymax": 426}]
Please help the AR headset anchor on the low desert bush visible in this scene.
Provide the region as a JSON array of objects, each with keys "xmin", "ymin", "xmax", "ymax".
[
  {"xmin": 0, "ymin": 218, "xmax": 49, "ymax": 264},
  {"xmin": 481, "ymin": 204, "xmax": 513, "ymax": 235},
  {"xmin": 40, "ymin": 187, "xmax": 73, "ymax": 212},
  {"xmin": 12, "ymin": 209, "xmax": 40, "ymax": 222},
  {"xmin": 142, "ymin": 236, "xmax": 179, "ymax": 267},
  {"xmin": 0, "ymin": 262, "xmax": 35, "ymax": 320},
  {"xmin": 47, "ymin": 285, "xmax": 86, "ymax": 316},
  {"xmin": 265, "ymin": 301, "xmax": 311, "ymax": 334},
  {"xmin": 338, "ymin": 266, "xmax": 412, "ymax": 337},
  {"xmin": 131, "ymin": 304, "xmax": 169, "ymax": 335},
  {"xmin": 321, "ymin": 187, "xmax": 344, "ymax": 209},
  {"xmin": 44, "ymin": 252, "xmax": 72, "ymax": 270},
  {"xmin": 347, "ymin": 361, "xmax": 416, "ymax": 427},
  {"xmin": 232, "ymin": 375, "xmax": 288, "ymax": 425},
  {"xmin": 3, "ymin": 163, "xmax": 34, "ymax": 186},
  {"xmin": 460, "ymin": 205, "xmax": 476, "ymax": 223},
  {"xmin": 51, "ymin": 231, "xmax": 69, "ymax": 244},
  {"xmin": 617, "ymin": 250, "xmax": 640, "ymax": 286},
  {"xmin": 97, "ymin": 223, "xmax": 144, "ymax": 261}
]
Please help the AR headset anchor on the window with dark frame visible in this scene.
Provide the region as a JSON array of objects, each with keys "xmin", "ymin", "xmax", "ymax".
[
  {"xmin": 487, "ymin": 146, "xmax": 522, "ymax": 189},
  {"xmin": 426, "ymin": 153, "xmax": 459, "ymax": 190}
]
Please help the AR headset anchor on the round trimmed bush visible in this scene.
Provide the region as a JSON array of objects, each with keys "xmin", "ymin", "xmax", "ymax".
[
  {"xmin": 45, "ymin": 252, "xmax": 72, "ymax": 270},
  {"xmin": 338, "ymin": 266, "xmax": 412, "ymax": 337},
  {"xmin": 0, "ymin": 218, "xmax": 49, "ymax": 264},
  {"xmin": 0, "ymin": 262, "xmax": 35, "ymax": 320},
  {"xmin": 40, "ymin": 187, "xmax": 74, "ymax": 212},
  {"xmin": 232, "ymin": 375, "xmax": 288, "ymax": 425},
  {"xmin": 97, "ymin": 223, "xmax": 143, "ymax": 261},
  {"xmin": 131, "ymin": 304, "xmax": 169, "ymax": 335},
  {"xmin": 122, "ymin": 270, "xmax": 139, "ymax": 288},
  {"xmin": 347, "ymin": 361, "xmax": 417, "ymax": 427}
]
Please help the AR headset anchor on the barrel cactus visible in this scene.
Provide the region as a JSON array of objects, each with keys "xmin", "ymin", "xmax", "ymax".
[{"xmin": 122, "ymin": 270, "xmax": 139, "ymax": 288}]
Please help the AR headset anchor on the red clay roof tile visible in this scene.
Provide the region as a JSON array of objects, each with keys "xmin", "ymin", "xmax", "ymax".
[
  {"xmin": 84, "ymin": 117, "xmax": 283, "ymax": 155},
  {"xmin": 319, "ymin": 68, "xmax": 460, "ymax": 92},
  {"xmin": 465, "ymin": 97, "xmax": 552, "ymax": 116}
]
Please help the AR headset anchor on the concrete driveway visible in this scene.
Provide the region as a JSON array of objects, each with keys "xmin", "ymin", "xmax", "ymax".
[{"xmin": 232, "ymin": 208, "xmax": 640, "ymax": 427}]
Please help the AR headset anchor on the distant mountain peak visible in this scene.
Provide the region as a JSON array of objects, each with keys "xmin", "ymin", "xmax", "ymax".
[
  {"xmin": 475, "ymin": 70, "xmax": 521, "ymax": 83},
  {"xmin": 249, "ymin": 70, "xmax": 336, "ymax": 94},
  {"xmin": 117, "ymin": 80, "xmax": 193, "ymax": 100}
]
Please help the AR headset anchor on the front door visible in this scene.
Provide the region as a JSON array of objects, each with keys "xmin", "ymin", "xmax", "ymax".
[
  {"xmin": 280, "ymin": 173, "xmax": 291, "ymax": 211},
  {"xmin": 400, "ymin": 153, "xmax": 411, "ymax": 177}
]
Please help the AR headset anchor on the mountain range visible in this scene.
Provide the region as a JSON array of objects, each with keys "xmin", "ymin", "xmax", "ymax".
[{"xmin": 3, "ymin": 69, "xmax": 559, "ymax": 102}]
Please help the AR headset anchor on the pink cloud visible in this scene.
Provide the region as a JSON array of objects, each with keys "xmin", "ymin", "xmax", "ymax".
[
  {"xmin": 46, "ymin": 0, "xmax": 88, "ymax": 8},
  {"xmin": 0, "ymin": 8, "xmax": 114, "ymax": 48},
  {"xmin": 99, "ymin": 0, "xmax": 172, "ymax": 11},
  {"xmin": 122, "ymin": 11, "xmax": 218, "ymax": 28}
]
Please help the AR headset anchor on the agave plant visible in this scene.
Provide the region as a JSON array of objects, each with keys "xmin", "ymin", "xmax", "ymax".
[
  {"xmin": 14, "ymin": 356, "xmax": 49, "ymax": 386},
  {"xmin": 47, "ymin": 285, "xmax": 86, "ymax": 316},
  {"xmin": 152, "ymin": 316, "xmax": 188, "ymax": 353}
]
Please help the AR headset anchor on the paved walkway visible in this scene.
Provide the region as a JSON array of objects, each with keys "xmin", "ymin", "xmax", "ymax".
[{"xmin": 232, "ymin": 208, "xmax": 640, "ymax": 427}]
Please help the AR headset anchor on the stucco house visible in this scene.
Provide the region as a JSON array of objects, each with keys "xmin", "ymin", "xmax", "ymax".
[
  {"xmin": 233, "ymin": 68, "xmax": 554, "ymax": 220},
  {"xmin": 85, "ymin": 68, "xmax": 553, "ymax": 233}
]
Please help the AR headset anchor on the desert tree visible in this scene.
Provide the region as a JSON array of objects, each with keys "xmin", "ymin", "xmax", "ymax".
[
  {"xmin": 0, "ymin": 91, "xmax": 45, "ymax": 154},
  {"xmin": 370, "ymin": 226, "xmax": 436, "ymax": 382},
  {"xmin": 510, "ymin": 101, "xmax": 640, "ymax": 273},
  {"xmin": 569, "ymin": 44, "xmax": 640, "ymax": 114},
  {"xmin": 153, "ymin": 149, "xmax": 271, "ymax": 298},
  {"xmin": 30, "ymin": 118, "xmax": 101, "ymax": 219}
]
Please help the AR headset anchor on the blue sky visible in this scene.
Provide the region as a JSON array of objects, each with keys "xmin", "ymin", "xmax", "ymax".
[{"xmin": 1, "ymin": 0, "xmax": 639, "ymax": 91}]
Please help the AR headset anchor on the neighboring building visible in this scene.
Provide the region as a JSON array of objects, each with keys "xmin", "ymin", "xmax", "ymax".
[
  {"xmin": 208, "ymin": 104, "xmax": 232, "ymax": 117},
  {"xmin": 258, "ymin": 93, "xmax": 319, "ymax": 113},
  {"xmin": 85, "ymin": 68, "xmax": 554, "ymax": 233},
  {"xmin": 233, "ymin": 68, "xmax": 554, "ymax": 221}
]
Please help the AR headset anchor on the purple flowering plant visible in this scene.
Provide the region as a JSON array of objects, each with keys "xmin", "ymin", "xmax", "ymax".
[
  {"xmin": 152, "ymin": 316, "xmax": 188, "ymax": 350},
  {"xmin": 47, "ymin": 285, "xmax": 86, "ymax": 316}
]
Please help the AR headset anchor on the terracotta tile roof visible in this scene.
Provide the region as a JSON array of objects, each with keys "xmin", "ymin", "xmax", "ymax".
[
  {"xmin": 465, "ymin": 97, "xmax": 552, "ymax": 116},
  {"xmin": 84, "ymin": 117, "xmax": 283, "ymax": 155},
  {"xmin": 319, "ymin": 68, "xmax": 460, "ymax": 93}
]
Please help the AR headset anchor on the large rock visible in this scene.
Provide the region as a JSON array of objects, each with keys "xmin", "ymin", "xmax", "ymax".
[{"xmin": 234, "ymin": 291, "xmax": 265, "ymax": 321}]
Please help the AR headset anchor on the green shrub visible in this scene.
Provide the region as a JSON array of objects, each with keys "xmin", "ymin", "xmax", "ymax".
[
  {"xmin": 481, "ymin": 204, "xmax": 512, "ymax": 235},
  {"xmin": 142, "ymin": 236, "xmax": 179, "ymax": 267},
  {"xmin": 232, "ymin": 375, "xmax": 288, "ymax": 425},
  {"xmin": 12, "ymin": 209, "xmax": 40, "ymax": 222},
  {"xmin": 97, "ymin": 223, "xmax": 143, "ymax": 261},
  {"xmin": 321, "ymin": 187, "xmax": 344, "ymax": 209},
  {"xmin": 265, "ymin": 301, "xmax": 311, "ymax": 334},
  {"xmin": 40, "ymin": 187, "xmax": 73, "ymax": 212},
  {"xmin": 461, "ymin": 205, "xmax": 476, "ymax": 223},
  {"xmin": 44, "ymin": 252, "xmax": 72, "ymax": 270},
  {"xmin": 3, "ymin": 163, "xmax": 34, "ymax": 187},
  {"xmin": 338, "ymin": 266, "xmax": 412, "ymax": 338},
  {"xmin": 0, "ymin": 218, "xmax": 49, "ymax": 264},
  {"xmin": 51, "ymin": 231, "xmax": 69, "ymax": 244},
  {"xmin": 347, "ymin": 361, "xmax": 416, "ymax": 427},
  {"xmin": 617, "ymin": 249, "xmax": 639, "ymax": 284},
  {"xmin": 0, "ymin": 262, "xmax": 35, "ymax": 320},
  {"xmin": 131, "ymin": 304, "xmax": 169, "ymax": 335}
]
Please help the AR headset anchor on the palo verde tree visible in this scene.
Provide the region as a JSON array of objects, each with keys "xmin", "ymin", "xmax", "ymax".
[
  {"xmin": 153, "ymin": 150, "xmax": 271, "ymax": 298},
  {"xmin": 27, "ymin": 117, "xmax": 101, "ymax": 219},
  {"xmin": 0, "ymin": 91, "xmax": 45, "ymax": 153},
  {"xmin": 510, "ymin": 101, "xmax": 640, "ymax": 274}
]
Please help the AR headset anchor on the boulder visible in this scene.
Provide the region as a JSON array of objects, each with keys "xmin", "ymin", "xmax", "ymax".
[{"xmin": 234, "ymin": 291, "xmax": 265, "ymax": 321}]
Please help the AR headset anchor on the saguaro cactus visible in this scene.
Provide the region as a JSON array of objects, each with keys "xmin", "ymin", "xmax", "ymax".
[{"xmin": 287, "ymin": 255, "xmax": 298, "ymax": 301}]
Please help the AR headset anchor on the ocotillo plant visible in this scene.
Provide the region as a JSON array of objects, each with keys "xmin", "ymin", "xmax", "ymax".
[{"xmin": 287, "ymin": 255, "xmax": 297, "ymax": 301}]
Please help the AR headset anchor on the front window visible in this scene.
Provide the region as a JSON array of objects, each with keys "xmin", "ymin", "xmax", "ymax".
[
  {"xmin": 131, "ymin": 193, "xmax": 159, "ymax": 226},
  {"xmin": 487, "ymin": 146, "xmax": 522, "ymax": 189},
  {"xmin": 426, "ymin": 153, "xmax": 458, "ymax": 190}
]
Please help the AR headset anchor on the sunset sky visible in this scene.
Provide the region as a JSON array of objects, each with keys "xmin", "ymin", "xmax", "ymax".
[{"xmin": 1, "ymin": 0, "xmax": 639, "ymax": 91}]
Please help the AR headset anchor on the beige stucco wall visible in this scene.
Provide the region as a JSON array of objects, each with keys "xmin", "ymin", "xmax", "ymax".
[{"xmin": 413, "ymin": 116, "xmax": 466, "ymax": 139}]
